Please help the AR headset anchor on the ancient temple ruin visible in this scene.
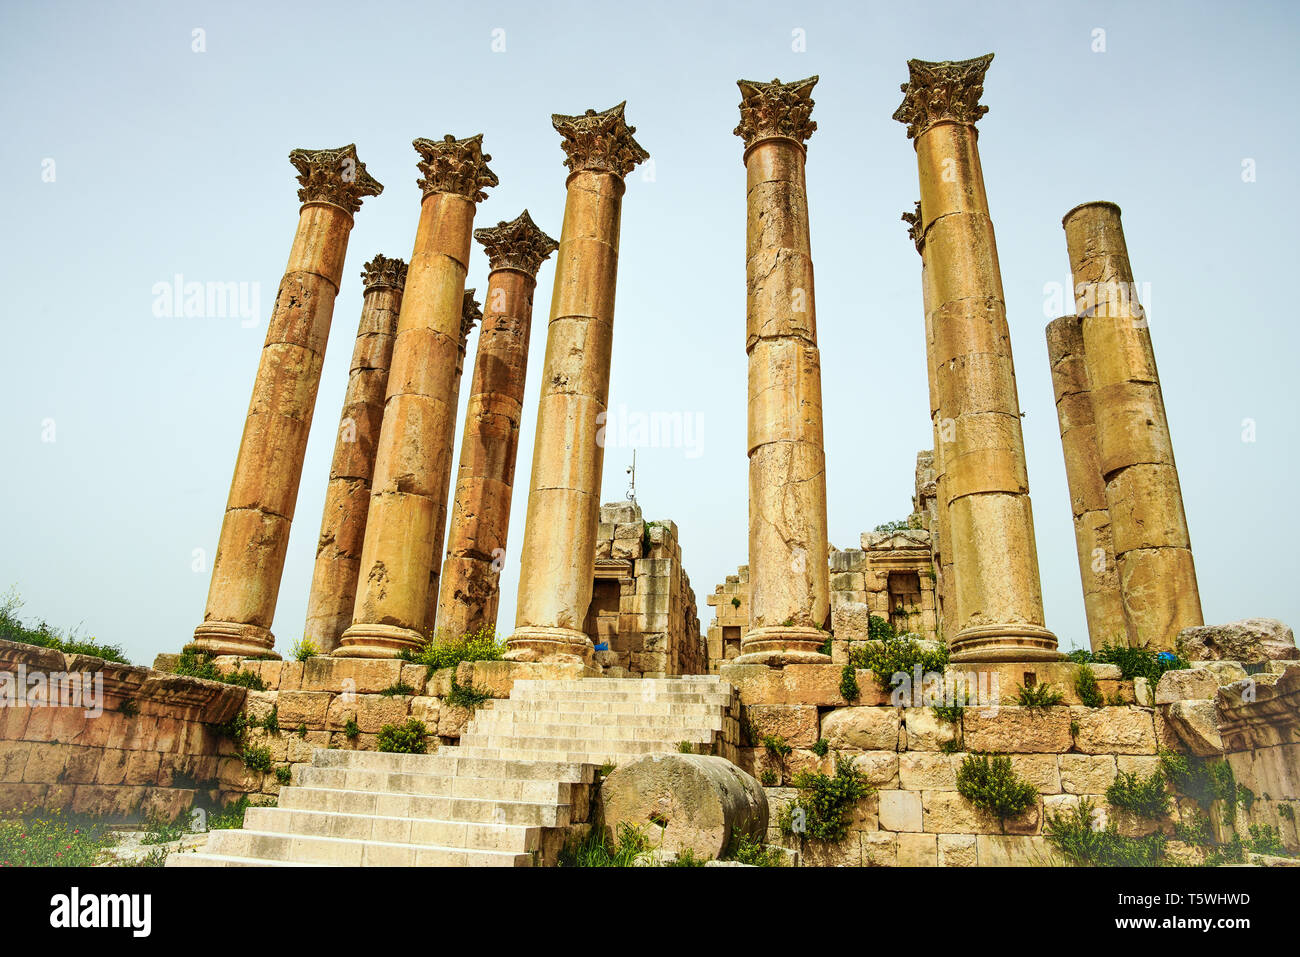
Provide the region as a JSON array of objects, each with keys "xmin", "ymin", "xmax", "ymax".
[{"xmin": 5, "ymin": 54, "xmax": 1295, "ymax": 871}]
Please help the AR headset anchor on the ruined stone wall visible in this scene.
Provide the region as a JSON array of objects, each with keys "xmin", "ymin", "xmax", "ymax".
[
  {"xmin": 0, "ymin": 639, "xmax": 244, "ymax": 819},
  {"xmin": 589, "ymin": 501, "xmax": 704, "ymax": 677}
]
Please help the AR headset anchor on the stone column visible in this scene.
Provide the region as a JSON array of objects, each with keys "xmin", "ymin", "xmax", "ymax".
[
  {"xmin": 894, "ymin": 55, "xmax": 1058, "ymax": 662},
  {"xmin": 435, "ymin": 211, "xmax": 558, "ymax": 639},
  {"xmin": 505, "ymin": 103, "xmax": 648, "ymax": 665},
  {"xmin": 337, "ymin": 135, "xmax": 497, "ymax": 659},
  {"xmin": 733, "ymin": 76, "xmax": 832, "ymax": 666},
  {"xmin": 302, "ymin": 255, "xmax": 407, "ymax": 653},
  {"xmin": 191, "ymin": 145, "xmax": 381, "ymax": 658},
  {"xmin": 1046, "ymin": 315, "xmax": 1129, "ymax": 649},
  {"xmin": 1062, "ymin": 202, "xmax": 1202, "ymax": 650},
  {"xmin": 420, "ymin": 288, "xmax": 481, "ymax": 633},
  {"xmin": 906, "ymin": 200, "xmax": 957, "ymax": 642}
]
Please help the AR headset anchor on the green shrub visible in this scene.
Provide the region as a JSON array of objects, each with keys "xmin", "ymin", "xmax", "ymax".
[
  {"xmin": 558, "ymin": 821, "xmax": 652, "ymax": 867},
  {"xmin": 932, "ymin": 690, "xmax": 968, "ymax": 724},
  {"xmin": 849, "ymin": 630, "xmax": 948, "ymax": 692},
  {"xmin": 956, "ymin": 753, "xmax": 1037, "ymax": 823},
  {"xmin": 0, "ymin": 589, "xmax": 130, "ymax": 664},
  {"xmin": 289, "ymin": 638, "xmax": 319, "ymax": 662},
  {"xmin": 379, "ymin": 682, "xmax": 416, "ymax": 697},
  {"xmin": 342, "ymin": 717, "xmax": 360, "ymax": 740},
  {"xmin": 208, "ymin": 796, "xmax": 252, "ymax": 830},
  {"xmin": 730, "ymin": 597, "xmax": 741, "ymax": 609},
  {"xmin": 1073, "ymin": 644, "xmax": 1190, "ymax": 684},
  {"xmin": 1280, "ymin": 804, "xmax": 1295, "ymax": 822},
  {"xmin": 677, "ymin": 741, "xmax": 694, "ymax": 754},
  {"xmin": 0, "ymin": 807, "xmax": 120, "ymax": 866},
  {"xmin": 259, "ymin": 706, "xmax": 279, "ymax": 735},
  {"xmin": 1206, "ymin": 837, "xmax": 1246, "ymax": 866},
  {"xmin": 1106, "ymin": 770, "xmax": 1171, "ymax": 819},
  {"xmin": 274, "ymin": 766, "xmax": 292, "ymax": 786},
  {"xmin": 729, "ymin": 835, "xmax": 783, "ymax": 867},
  {"xmin": 1044, "ymin": 798, "xmax": 1166, "ymax": 866},
  {"xmin": 759, "ymin": 769, "xmax": 778, "ymax": 787},
  {"xmin": 778, "ymin": 755, "xmax": 872, "ymax": 843},
  {"xmin": 377, "ymin": 719, "xmax": 428, "ymax": 754},
  {"xmin": 816, "ymin": 633, "xmax": 833, "ymax": 658},
  {"xmin": 761, "ymin": 734, "xmax": 792, "ymax": 759},
  {"xmin": 839, "ymin": 662, "xmax": 860, "ymax": 701},
  {"xmin": 1016, "ymin": 682, "xmax": 1064, "ymax": 709},
  {"xmin": 867, "ymin": 614, "xmax": 896, "ymax": 642},
  {"xmin": 1246, "ymin": 824, "xmax": 1291, "ymax": 856},
  {"xmin": 119, "ymin": 699, "xmax": 140, "ymax": 718},
  {"xmin": 1159, "ymin": 750, "xmax": 1236, "ymax": 810},
  {"xmin": 240, "ymin": 745, "xmax": 273, "ymax": 772},
  {"xmin": 446, "ymin": 677, "xmax": 491, "ymax": 710},
  {"xmin": 402, "ymin": 626, "xmax": 505, "ymax": 675},
  {"xmin": 1074, "ymin": 665, "xmax": 1104, "ymax": 708},
  {"xmin": 295, "ymin": 722, "xmax": 307, "ymax": 739},
  {"xmin": 173, "ymin": 649, "xmax": 266, "ymax": 690},
  {"xmin": 810, "ymin": 738, "xmax": 829, "ymax": 758}
]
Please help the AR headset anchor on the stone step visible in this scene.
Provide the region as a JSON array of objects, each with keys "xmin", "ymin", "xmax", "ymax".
[
  {"xmin": 484, "ymin": 699, "xmax": 726, "ymax": 717},
  {"xmin": 166, "ymin": 852, "xmax": 312, "ymax": 867},
  {"xmin": 508, "ymin": 689, "xmax": 733, "ymax": 705},
  {"xmin": 450, "ymin": 744, "xmax": 705, "ymax": 765},
  {"xmin": 510, "ymin": 678, "xmax": 729, "ymax": 691},
  {"xmin": 243, "ymin": 806, "xmax": 544, "ymax": 852},
  {"xmin": 205, "ymin": 828, "xmax": 533, "ymax": 867},
  {"xmin": 279, "ymin": 786, "xmax": 574, "ymax": 827},
  {"xmin": 458, "ymin": 732, "xmax": 717, "ymax": 753},
  {"xmin": 469, "ymin": 712, "xmax": 725, "ymax": 732},
  {"xmin": 294, "ymin": 766, "xmax": 581, "ymax": 804},
  {"xmin": 308, "ymin": 749, "xmax": 598, "ymax": 783}
]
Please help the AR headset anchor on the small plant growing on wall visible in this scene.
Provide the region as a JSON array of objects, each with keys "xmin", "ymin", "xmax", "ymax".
[
  {"xmin": 1074, "ymin": 665, "xmax": 1104, "ymax": 708},
  {"xmin": 377, "ymin": 719, "xmax": 428, "ymax": 754},
  {"xmin": 956, "ymin": 753, "xmax": 1036, "ymax": 824},
  {"xmin": 290, "ymin": 638, "xmax": 319, "ymax": 662}
]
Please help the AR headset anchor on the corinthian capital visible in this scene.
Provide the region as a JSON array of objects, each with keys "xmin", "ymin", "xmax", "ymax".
[
  {"xmin": 460, "ymin": 288, "xmax": 482, "ymax": 350},
  {"xmin": 360, "ymin": 254, "xmax": 408, "ymax": 291},
  {"xmin": 551, "ymin": 102, "xmax": 649, "ymax": 179},
  {"xmin": 289, "ymin": 144, "xmax": 383, "ymax": 214},
  {"xmin": 414, "ymin": 134, "xmax": 499, "ymax": 202},
  {"xmin": 893, "ymin": 54, "xmax": 993, "ymax": 139},
  {"xmin": 474, "ymin": 210, "xmax": 559, "ymax": 277},
  {"xmin": 733, "ymin": 76, "xmax": 818, "ymax": 151}
]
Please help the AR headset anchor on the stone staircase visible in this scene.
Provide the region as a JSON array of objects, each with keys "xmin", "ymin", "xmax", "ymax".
[{"xmin": 167, "ymin": 675, "xmax": 736, "ymax": 867}]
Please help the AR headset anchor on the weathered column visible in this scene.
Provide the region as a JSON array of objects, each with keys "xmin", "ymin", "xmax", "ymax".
[
  {"xmin": 505, "ymin": 103, "xmax": 648, "ymax": 664},
  {"xmin": 191, "ymin": 145, "xmax": 381, "ymax": 657},
  {"xmin": 435, "ymin": 211, "xmax": 558, "ymax": 639},
  {"xmin": 894, "ymin": 55, "xmax": 1058, "ymax": 662},
  {"xmin": 302, "ymin": 255, "xmax": 406, "ymax": 653},
  {"xmin": 337, "ymin": 135, "xmax": 496, "ymax": 658},
  {"xmin": 733, "ymin": 76, "xmax": 832, "ymax": 666},
  {"xmin": 905, "ymin": 200, "xmax": 958, "ymax": 642},
  {"xmin": 1046, "ymin": 315, "xmax": 1129, "ymax": 649},
  {"xmin": 420, "ymin": 288, "xmax": 481, "ymax": 633},
  {"xmin": 1062, "ymin": 202, "xmax": 1202, "ymax": 650}
]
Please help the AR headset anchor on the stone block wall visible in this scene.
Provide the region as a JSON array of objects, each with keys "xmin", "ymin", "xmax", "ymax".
[
  {"xmin": 590, "ymin": 500, "xmax": 704, "ymax": 677},
  {"xmin": 0, "ymin": 639, "xmax": 244, "ymax": 819},
  {"xmin": 718, "ymin": 659, "xmax": 1266, "ymax": 866},
  {"xmin": 704, "ymin": 564, "xmax": 749, "ymax": 671}
]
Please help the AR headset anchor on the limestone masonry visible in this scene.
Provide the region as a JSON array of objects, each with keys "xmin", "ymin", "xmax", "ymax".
[{"xmin": 6, "ymin": 54, "xmax": 1295, "ymax": 869}]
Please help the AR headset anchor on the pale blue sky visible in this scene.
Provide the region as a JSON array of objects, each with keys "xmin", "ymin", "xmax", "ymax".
[{"xmin": 2, "ymin": 0, "xmax": 1297, "ymax": 664}]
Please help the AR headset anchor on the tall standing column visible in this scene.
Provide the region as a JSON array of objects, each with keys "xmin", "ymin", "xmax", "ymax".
[
  {"xmin": 506, "ymin": 103, "xmax": 648, "ymax": 665},
  {"xmin": 733, "ymin": 76, "xmax": 832, "ymax": 666},
  {"xmin": 894, "ymin": 55, "xmax": 1058, "ymax": 662},
  {"xmin": 436, "ymin": 211, "xmax": 557, "ymax": 639},
  {"xmin": 1046, "ymin": 314, "xmax": 1129, "ymax": 649},
  {"xmin": 1062, "ymin": 202, "xmax": 1202, "ymax": 650},
  {"xmin": 191, "ymin": 145, "xmax": 381, "ymax": 658},
  {"xmin": 337, "ymin": 135, "xmax": 497, "ymax": 659},
  {"xmin": 420, "ymin": 288, "xmax": 481, "ymax": 633},
  {"xmin": 302, "ymin": 255, "xmax": 407, "ymax": 653}
]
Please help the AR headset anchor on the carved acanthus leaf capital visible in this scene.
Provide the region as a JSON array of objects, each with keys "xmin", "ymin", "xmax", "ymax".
[
  {"xmin": 414, "ymin": 134, "xmax": 498, "ymax": 203},
  {"xmin": 360, "ymin": 254, "xmax": 408, "ymax": 291},
  {"xmin": 460, "ymin": 288, "xmax": 482, "ymax": 349},
  {"xmin": 551, "ymin": 102, "xmax": 649, "ymax": 179},
  {"xmin": 892, "ymin": 54, "xmax": 994, "ymax": 139},
  {"xmin": 473, "ymin": 209, "xmax": 558, "ymax": 277},
  {"xmin": 289, "ymin": 144, "xmax": 383, "ymax": 214},
  {"xmin": 733, "ymin": 76, "xmax": 818, "ymax": 151},
  {"xmin": 902, "ymin": 200, "xmax": 924, "ymax": 254}
]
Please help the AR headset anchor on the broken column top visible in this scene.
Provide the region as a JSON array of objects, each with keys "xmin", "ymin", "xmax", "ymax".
[
  {"xmin": 413, "ymin": 133, "xmax": 498, "ymax": 202},
  {"xmin": 473, "ymin": 209, "xmax": 559, "ymax": 277},
  {"xmin": 551, "ymin": 101, "xmax": 649, "ymax": 179},
  {"xmin": 360, "ymin": 254, "xmax": 408, "ymax": 292},
  {"xmin": 892, "ymin": 53, "xmax": 994, "ymax": 139},
  {"xmin": 733, "ymin": 75, "xmax": 819, "ymax": 152},
  {"xmin": 289, "ymin": 143, "xmax": 383, "ymax": 214}
]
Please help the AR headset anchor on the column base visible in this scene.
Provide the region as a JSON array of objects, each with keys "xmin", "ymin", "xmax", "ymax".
[
  {"xmin": 734, "ymin": 626, "xmax": 832, "ymax": 666},
  {"xmin": 334, "ymin": 623, "xmax": 425, "ymax": 659},
  {"xmin": 504, "ymin": 627, "xmax": 594, "ymax": 665},
  {"xmin": 948, "ymin": 623, "xmax": 1062, "ymax": 663},
  {"xmin": 188, "ymin": 622, "xmax": 279, "ymax": 659}
]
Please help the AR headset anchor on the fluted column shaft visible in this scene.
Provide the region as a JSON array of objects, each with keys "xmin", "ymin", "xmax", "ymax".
[
  {"xmin": 1046, "ymin": 314, "xmax": 1129, "ymax": 649},
  {"xmin": 1062, "ymin": 202, "xmax": 1202, "ymax": 650},
  {"xmin": 338, "ymin": 135, "xmax": 496, "ymax": 658},
  {"xmin": 896, "ymin": 55, "xmax": 1058, "ymax": 662},
  {"xmin": 506, "ymin": 103, "xmax": 647, "ymax": 665},
  {"xmin": 437, "ymin": 212, "xmax": 556, "ymax": 638},
  {"xmin": 303, "ymin": 256, "xmax": 406, "ymax": 652},
  {"xmin": 733, "ymin": 76, "xmax": 831, "ymax": 666},
  {"xmin": 191, "ymin": 145, "xmax": 381, "ymax": 658}
]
